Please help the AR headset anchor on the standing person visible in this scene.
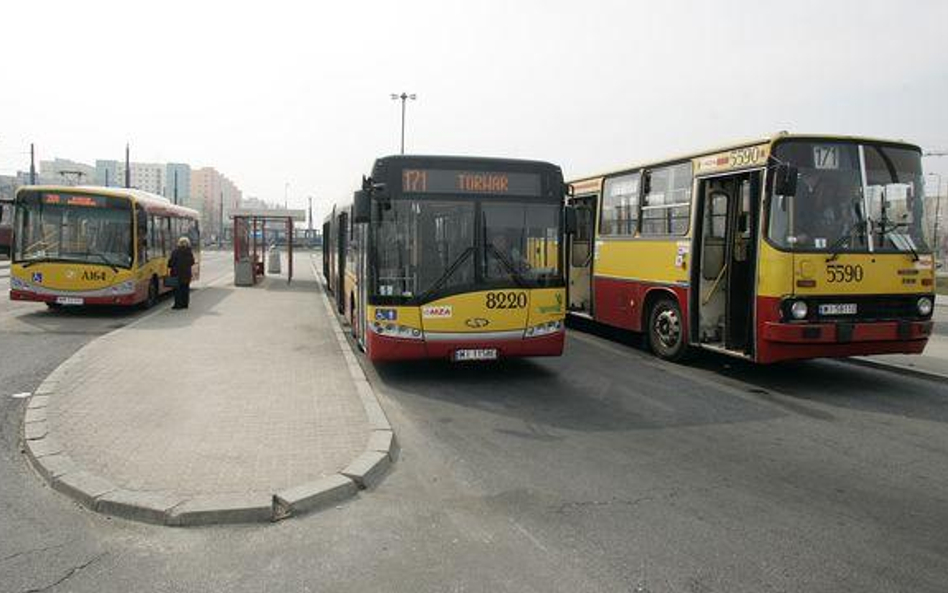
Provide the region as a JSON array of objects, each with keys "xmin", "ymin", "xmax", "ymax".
[{"xmin": 168, "ymin": 237, "xmax": 195, "ymax": 310}]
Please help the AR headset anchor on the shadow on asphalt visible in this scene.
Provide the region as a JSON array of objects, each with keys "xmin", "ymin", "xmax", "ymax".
[{"xmin": 568, "ymin": 315, "xmax": 948, "ymax": 425}]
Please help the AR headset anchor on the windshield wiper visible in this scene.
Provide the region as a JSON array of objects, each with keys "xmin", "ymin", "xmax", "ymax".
[
  {"xmin": 85, "ymin": 252, "xmax": 120, "ymax": 272},
  {"xmin": 875, "ymin": 219, "xmax": 920, "ymax": 261},
  {"xmin": 416, "ymin": 246, "xmax": 475, "ymax": 302},
  {"xmin": 826, "ymin": 200, "xmax": 868, "ymax": 262},
  {"xmin": 486, "ymin": 243, "xmax": 528, "ymax": 288}
]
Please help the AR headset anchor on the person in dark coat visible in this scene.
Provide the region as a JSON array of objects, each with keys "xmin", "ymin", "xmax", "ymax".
[{"xmin": 167, "ymin": 237, "xmax": 195, "ymax": 310}]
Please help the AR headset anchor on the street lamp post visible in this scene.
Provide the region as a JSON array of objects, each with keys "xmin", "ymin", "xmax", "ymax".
[
  {"xmin": 284, "ymin": 182, "xmax": 289, "ymax": 210},
  {"xmin": 390, "ymin": 92, "xmax": 416, "ymax": 155}
]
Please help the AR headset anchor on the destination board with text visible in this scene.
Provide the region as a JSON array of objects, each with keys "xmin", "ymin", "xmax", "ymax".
[{"xmin": 402, "ymin": 169, "xmax": 542, "ymax": 196}]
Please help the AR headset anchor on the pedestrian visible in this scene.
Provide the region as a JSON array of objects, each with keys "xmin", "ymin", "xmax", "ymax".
[{"xmin": 167, "ymin": 236, "xmax": 195, "ymax": 310}]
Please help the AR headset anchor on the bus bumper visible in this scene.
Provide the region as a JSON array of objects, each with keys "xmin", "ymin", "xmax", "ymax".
[
  {"xmin": 10, "ymin": 289, "xmax": 140, "ymax": 306},
  {"xmin": 366, "ymin": 329, "xmax": 565, "ymax": 362},
  {"xmin": 758, "ymin": 320, "xmax": 932, "ymax": 363}
]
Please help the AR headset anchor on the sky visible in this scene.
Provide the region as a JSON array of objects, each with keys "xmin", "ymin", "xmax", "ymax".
[{"xmin": 2, "ymin": 0, "xmax": 947, "ymax": 222}]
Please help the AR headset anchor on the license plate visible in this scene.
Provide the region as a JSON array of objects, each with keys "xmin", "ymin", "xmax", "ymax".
[
  {"xmin": 55, "ymin": 296, "xmax": 84, "ymax": 306},
  {"xmin": 819, "ymin": 303, "xmax": 857, "ymax": 316},
  {"xmin": 453, "ymin": 348, "xmax": 498, "ymax": 362}
]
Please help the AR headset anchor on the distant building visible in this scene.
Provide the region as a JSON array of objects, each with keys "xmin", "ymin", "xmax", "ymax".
[
  {"xmin": 165, "ymin": 163, "xmax": 191, "ymax": 207},
  {"xmin": 95, "ymin": 160, "xmax": 122, "ymax": 187},
  {"xmin": 40, "ymin": 158, "xmax": 96, "ymax": 186},
  {"xmin": 191, "ymin": 167, "xmax": 243, "ymax": 239}
]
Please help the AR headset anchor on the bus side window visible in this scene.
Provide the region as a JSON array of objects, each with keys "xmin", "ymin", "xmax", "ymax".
[{"xmin": 136, "ymin": 205, "xmax": 148, "ymax": 264}]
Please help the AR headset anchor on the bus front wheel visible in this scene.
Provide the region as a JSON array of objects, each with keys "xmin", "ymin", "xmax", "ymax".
[
  {"xmin": 144, "ymin": 278, "xmax": 158, "ymax": 309},
  {"xmin": 648, "ymin": 297, "xmax": 689, "ymax": 362}
]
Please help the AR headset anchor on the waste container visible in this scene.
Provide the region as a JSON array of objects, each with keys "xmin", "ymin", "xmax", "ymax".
[{"xmin": 267, "ymin": 247, "xmax": 282, "ymax": 274}]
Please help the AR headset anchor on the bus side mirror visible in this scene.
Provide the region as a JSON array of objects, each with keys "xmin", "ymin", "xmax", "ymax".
[
  {"xmin": 773, "ymin": 164, "xmax": 798, "ymax": 196},
  {"xmin": 353, "ymin": 190, "xmax": 370, "ymax": 224},
  {"xmin": 564, "ymin": 206, "xmax": 578, "ymax": 235}
]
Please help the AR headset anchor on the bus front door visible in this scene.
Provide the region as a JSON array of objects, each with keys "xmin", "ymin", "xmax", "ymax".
[
  {"xmin": 567, "ymin": 195, "xmax": 596, "ymax": 314},
  {"xmin": 694, "ymin": 172, "xmax": 760, "ymax": 356},
  {"xmin": 336, "ymin": 212, "xmax": 348, "ymax": 315}
]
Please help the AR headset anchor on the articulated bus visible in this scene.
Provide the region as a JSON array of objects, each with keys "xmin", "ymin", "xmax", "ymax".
[
  {"xmin": 10, "ymin": 186, "xmax": 200, "ymax": 308},
  {"xmin": 567, "ymin": 133, "xmax": 936, "ymax": 364},
  {"xmin": 324, "ymin": 155, "xmax": 570, "ymax": 362}
]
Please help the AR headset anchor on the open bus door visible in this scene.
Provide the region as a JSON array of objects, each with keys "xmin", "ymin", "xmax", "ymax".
[
  {"xmin": 693, "ymin": 171, "xmax": 761, "ymax": 357},
  {"xmin": 567, "ymin": 194, "xmax": 597, "ymax": 315}
]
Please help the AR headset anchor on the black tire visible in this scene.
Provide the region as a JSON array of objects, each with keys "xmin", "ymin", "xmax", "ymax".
[
  {"xmin": 647, "ymin": 297, "xmax": 689, "ymax": 362},
  {"xmin": 144, "ymin": 278, "xmax": 159, "ymax": 309}
]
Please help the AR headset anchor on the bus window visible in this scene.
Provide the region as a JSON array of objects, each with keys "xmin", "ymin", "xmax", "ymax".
[
  {"xmin": 601, "ymin": 172, "xmax": 640, "ymax": 236},
  {"xmin": 641, "ymin": 163, "xmax": 692, "ymax": 236}
]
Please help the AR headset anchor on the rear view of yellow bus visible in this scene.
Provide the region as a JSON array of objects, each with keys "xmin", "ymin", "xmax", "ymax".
[
  {"xmin": 324, "ymin": 156, "xmax": 569, "ymax": 362},
  {"xmin": 9, "ymin": 186, "xmax": 200, "ymax": 308}
]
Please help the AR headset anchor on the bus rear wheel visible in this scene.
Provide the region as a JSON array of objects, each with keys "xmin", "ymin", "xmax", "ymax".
[{"xmin": 648, "ymin": 297, "xmax": 689, "ymax": 362}]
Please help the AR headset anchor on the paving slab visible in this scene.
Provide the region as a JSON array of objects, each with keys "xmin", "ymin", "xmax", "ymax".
[{"xmin": 26, "ymin": 254, "xmax": 394, "ymax": 525}]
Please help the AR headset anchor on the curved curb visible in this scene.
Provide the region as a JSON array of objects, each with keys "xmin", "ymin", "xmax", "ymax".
[
  {"xmin": 847, "ymin": 356, "xmax": 948, "ymax": 383},
  {"xmin": 21, "ymin": 264, "xmax": 397, "ymax": 526}
]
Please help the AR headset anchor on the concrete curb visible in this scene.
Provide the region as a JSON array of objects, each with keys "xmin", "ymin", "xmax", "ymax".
[
  {"xmin": 20, "ymin": 262, "xmax": 396, "ymax": 526},
  {"xmin": 847, "ymin": 356, "xmax": 948, "ymax": 382}
]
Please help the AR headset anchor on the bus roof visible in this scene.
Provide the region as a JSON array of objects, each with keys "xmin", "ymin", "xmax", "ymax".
[
  {"xmin": 15, "ymin": 185, "xmax": 200, "ymax": 218},
  {"xmin": 371, "ymin": 154, "xmax": 562, "ymax": 171},
  {"xmin": 567, "ymin": 132, "xmax": 923, "ymax": 184}
]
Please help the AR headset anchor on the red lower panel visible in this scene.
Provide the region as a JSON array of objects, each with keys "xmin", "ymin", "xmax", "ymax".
[
  {"xmin": 592, "ymin": 276, "xmax": 688, "ymax": 334},
  {"xmin": 366, "ymin": 330, "xmax": 565, "ymax": 362},
  {"xmin": 10, "ymin": 289, "xmax": 140, "ymax": 306},
  {"xmin": 755, "ymin": 295, "xmax": 931, "ymax": 363}
]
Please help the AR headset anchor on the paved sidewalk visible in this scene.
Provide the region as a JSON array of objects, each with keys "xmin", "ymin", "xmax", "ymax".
[{"xmin": 23, "ymin": 253, "xmax": 394, "ymax": 525}]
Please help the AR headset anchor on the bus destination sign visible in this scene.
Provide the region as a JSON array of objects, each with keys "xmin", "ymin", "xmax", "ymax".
[
  {"xmin": 42, "ymin": 194, "xmax": 109, "ymax": 208},
  {"xmin": 403, "ymin": 169, "xmax": 541, "ymax": 196}
]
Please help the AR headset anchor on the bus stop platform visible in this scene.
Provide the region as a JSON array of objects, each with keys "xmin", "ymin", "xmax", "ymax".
[{"xmin": 22, "ymin": 254, "xmax": 396, "ymax": 526}]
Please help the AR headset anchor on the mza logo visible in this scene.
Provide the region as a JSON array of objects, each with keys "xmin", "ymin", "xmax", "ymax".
[
  {"xmin": 82, "ymin": 270, "xmax": 107, "ymax": 282},
  {"xmin": 422, "ymin": 305, "xmax": 453, "ymax": 319},
  {"xmin": 375, "ymin": 308, "xmax": 397, "ymax": 321}
]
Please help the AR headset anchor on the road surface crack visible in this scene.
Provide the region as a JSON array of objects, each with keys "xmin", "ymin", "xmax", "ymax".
[
  {"xmin": 20, "ymin": 552, "xmax": 106, "ymax": 593},
  {"xmin": 555, "ymin": 496, "xmax": 654, "ymax": 514},
  {"xmin": 0, "ymin": 542, "xmax": 69, "ymax": 565}
]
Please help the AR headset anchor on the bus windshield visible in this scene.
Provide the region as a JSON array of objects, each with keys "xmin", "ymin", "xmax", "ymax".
[
  {"xmin": 768, "ymin": 140, "xmax": 931, "ymax": 255},
  {"xmin": 14, "ymin": 192, "xmax": 133, "ymax": 268},
  {"xmin": 372, "ymin": 198, "xmax": 562, "ymax": 301}
]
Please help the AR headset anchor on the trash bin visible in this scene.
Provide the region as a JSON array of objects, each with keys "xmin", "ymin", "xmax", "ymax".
[{"xmin": 268, "ymin": 247, "xmax": 282, "ymax": 274}]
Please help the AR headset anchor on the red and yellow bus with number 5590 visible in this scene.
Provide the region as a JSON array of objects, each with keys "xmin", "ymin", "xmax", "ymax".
[{"xmin": 566, "ymin": 133, "xmax": 936, "ymax": 364}]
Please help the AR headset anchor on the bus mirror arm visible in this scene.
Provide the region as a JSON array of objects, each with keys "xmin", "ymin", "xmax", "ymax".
[
  {"xmin": 564, "ymin": 206, "xmax": 578, "ymax": 235},
  {"xmin": 773, "ymin": 164, "xmax": 798, "ymax": 196},
  {"xmin": 353, "ymin": 190, "xmax": 371, "ymax": 224}
]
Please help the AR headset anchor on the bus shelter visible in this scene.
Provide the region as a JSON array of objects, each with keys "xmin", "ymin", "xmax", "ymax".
[{"xmin": 232, "ymin": 208, "xmax": 305, "ymax": 286}]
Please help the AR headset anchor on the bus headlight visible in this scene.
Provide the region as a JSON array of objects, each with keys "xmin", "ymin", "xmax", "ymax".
[
  {"xmin": 10, "ymin": 276, "xmax": 28, "ymax": 291},
  {"xmin": 110, "ymin": 280, "xmax": 136, "ymax": 295},
  {"xmin": 917, "ymin": 297, "xmax": 933, "ymax": 317},
  {"xmin": 790, "ymin": 300, "xmax": 808, "ymax": 320},
  {"xmin": 371, "ymin": 322, "xmax": 423, "ymax": 340},
  {"xmin": 524, "ymin": 320, "xmax": 563, "ymax": 338}
]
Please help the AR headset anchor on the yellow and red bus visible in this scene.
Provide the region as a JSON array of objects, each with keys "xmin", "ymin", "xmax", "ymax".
[
  {"xmin": 567, "ymin": 133, "xmax": 936, "ymax": 363},
  {"xmin": 324, "ymin": 155, "xmax": 570, "ymax": 362},
  {"xmin": 9, "ymin": 186, "xmax": 200, "ymax": 308}
]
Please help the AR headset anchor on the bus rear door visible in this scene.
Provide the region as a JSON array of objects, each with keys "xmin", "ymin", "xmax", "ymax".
[{"xmin": 567, "ymin": 194, "xmax": 597, "ymax": 315}]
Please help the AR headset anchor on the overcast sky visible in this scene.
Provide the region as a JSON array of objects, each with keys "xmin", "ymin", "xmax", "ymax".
[{"xmin": 2, "ymin": 0, "xmax": 947, "ymax": 221}]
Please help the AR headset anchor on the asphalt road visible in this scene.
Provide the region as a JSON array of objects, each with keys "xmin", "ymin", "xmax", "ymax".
[{"xmin": 2, "ymin": 260, "xmax": 947, "ymax": 592}]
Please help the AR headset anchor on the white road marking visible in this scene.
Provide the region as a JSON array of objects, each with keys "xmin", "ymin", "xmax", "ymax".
[{"xmin": 10, "ymin": 392, "xmax": 31, "ymax": 399}]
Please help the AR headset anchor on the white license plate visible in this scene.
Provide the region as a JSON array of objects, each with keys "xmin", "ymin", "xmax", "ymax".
[
  {"xmin": 55, "ymin": 296, "xmax": 84, "ymax": 306},
  {"xmin": 453, "ymin": 348, "xmax": 498, "ymax": 362},
  {"xmin": 819, "ymin": 303, "xmax": 857, "ymax": 316}
]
